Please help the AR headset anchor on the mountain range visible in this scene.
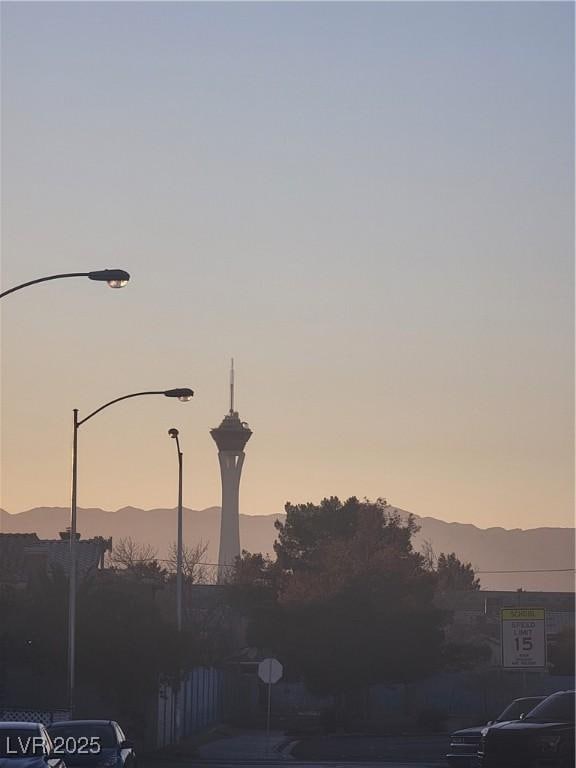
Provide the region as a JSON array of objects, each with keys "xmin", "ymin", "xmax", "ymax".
[{"xmin": 1, "ymin": 505, "xmax": 573, "ymax": 592}]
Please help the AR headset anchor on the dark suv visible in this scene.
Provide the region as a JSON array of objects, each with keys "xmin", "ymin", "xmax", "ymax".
[
  {"xmin": 447, "ymin": 696, "xmax": 545, "ymax": 766},
  {"xmin": 478, "ymin": 690, "xmax": 575, "ymax": 768}
]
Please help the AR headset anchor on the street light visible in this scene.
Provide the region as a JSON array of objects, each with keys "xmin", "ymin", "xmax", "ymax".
[
  {"xmin": 68, "ymin": 387, "xmax": 194, "ymax": 714},
  {"xmin": 0, "ymin": 269, "xmax": 130, "ymax": 299},
  {"xmin": 168, "ymin": 428, "xmax": 184, "ymax": 632},
  {"xmin": 165, "ymin": 389, "xmax": 194, "ymax": 402}
]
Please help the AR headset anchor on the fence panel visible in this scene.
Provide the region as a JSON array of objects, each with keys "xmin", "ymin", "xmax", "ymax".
[
  {"xmin": 156, "ymin": 667, "xmax": 231, "ymax": 748},
  {"xmin": 0, "ymin": 709, "xmax": 70, "ymax": 725}
]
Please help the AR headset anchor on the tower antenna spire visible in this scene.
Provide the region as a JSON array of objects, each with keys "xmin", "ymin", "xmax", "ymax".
[{"xmin": 230, "ymin": 357, "xmax": 235, "ymax": 413}]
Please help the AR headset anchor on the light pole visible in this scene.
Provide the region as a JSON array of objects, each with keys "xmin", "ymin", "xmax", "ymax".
[
  {"xmin": 168, "ymin": 427, "xmax": 184, "ymax": 744},
  {"xmin": 0, "ymin": 269, "xmax": 130, "ymax": 299},
  {"xmin": 68, "ymin": 387, "xmax": 194, "ymax": 715},
  {"xmin": 168, "ymin": 428, "xmax": 184, "ymax": 632}
]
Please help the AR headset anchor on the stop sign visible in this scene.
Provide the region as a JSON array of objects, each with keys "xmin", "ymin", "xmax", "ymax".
[{"xmin": 258, "ymin": 657, "xmax": 283, "ymax": 684}]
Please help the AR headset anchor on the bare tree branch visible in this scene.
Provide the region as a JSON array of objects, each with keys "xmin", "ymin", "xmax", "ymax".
[
  {"xmin": 420, "ymin": 539, "xmax": 437, "ymax": 571},
  {"xmin": 109, "ymin": 537, "xmax": 158, "ymax": 569},
  {"xmin": 167, "ymin": 540, "xmax": 209, "ymax": 583}
]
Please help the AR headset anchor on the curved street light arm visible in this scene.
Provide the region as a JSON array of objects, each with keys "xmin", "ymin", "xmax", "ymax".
[
  {"xmin": 0, "ymin": 269, "xmax": 130, "ymax": 299},
  {"xmin": 0, "ymin": 272, "xmax": 91, "ymax": 299},
  {"xmin": 77, "ymin": 391, "xmax": 168, "ymax": 427}
]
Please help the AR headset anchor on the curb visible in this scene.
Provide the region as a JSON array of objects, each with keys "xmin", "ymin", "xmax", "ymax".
[{"xmin": 276, "ymin": 739, "xmax": 298, "ymax": 760}]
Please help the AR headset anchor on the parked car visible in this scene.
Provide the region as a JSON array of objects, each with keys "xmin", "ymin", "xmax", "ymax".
[
  {"xmin": 47, "ymin": 721, "xmax": 136, "ymax": 768},
  {"xmin": 0, "ymin": 721, "xmax": 66, "ymax": 768},
  {"xmin": 478, "ymin": 690, "xmax": 575, "ymax": 768},
  {"xmin": 446, "ymin": 696, "xmax": 546, "ymax": 766}
]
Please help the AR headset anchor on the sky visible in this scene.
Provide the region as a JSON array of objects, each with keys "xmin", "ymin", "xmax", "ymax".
[{"xmin": 1, "ymin": 1, "xmax": 574, "ymax": 531}]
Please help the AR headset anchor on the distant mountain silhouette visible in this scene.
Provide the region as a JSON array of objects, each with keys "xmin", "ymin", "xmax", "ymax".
[{"xmin": 1, "ymin": 505, "xmax": 573, "ymax": 592}]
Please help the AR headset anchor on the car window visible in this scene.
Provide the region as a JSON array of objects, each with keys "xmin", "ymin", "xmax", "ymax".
[
  {"xmin": 0, "ymin": 728, "xmax": 43, "ymax": 756},
  {"xmin": 114, "ymin": 724, "xmax": 125, "ymax": 744},
  {"xmin": 524, "ymin": 692, "xmax": 575, "ymax": 723},
  {"xmin": 496, "ymin": 698, "xmax": 543, "ymax": 722},
  {"xmin": 41, "ymin": 729, "xmax": 53, "ymax": 753},
  {"xmin": 48, "ymin": 724, "xmax": 117, "ymax": 749}
]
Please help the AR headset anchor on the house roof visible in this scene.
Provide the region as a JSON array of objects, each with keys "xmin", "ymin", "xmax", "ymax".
[{"xmin": 0, "ymin": 533, "xmax": 111, "ymax": 582}]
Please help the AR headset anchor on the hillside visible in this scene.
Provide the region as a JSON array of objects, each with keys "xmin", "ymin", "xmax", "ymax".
[{"xmin": 1, "ymin": 506, "xmax": 573, "ymax": 592}]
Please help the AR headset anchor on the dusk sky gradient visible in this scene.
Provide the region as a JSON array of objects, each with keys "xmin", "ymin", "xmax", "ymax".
[{"xmin": 1, "ymin": 2, "xmax": 574, "ymax": 530}]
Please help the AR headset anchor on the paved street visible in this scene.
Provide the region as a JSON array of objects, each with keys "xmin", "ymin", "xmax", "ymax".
[
  {"xmin": 167, "ymin": 728, "xmax": 448, "ymax": 768},
  {"xmin": 290, "ymin": 734, "xmax": 448, "ymax": 764},
  {"xmin": 187, "ymin": 759, "xmax": 446, "ymax": 768},
  {"xmin": 141, "ymin": 724, "xmax": 450, "ymax": 768}
]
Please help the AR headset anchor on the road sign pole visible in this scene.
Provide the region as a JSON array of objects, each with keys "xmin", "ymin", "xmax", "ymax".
[
  {"xmin": 266, "ymin": 678, "xmax": 272, "ymax": 751},
  {"xmin": 266, "ymin": 658, "xmax": 273, "ymax": 753},
  {"xmin": 258, "ymin": 657, "xmax": 282, "ymax": 755}
]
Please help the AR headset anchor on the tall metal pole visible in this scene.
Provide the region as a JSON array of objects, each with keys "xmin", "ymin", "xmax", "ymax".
[
  {"xmin": 176, "ymin": 444, "xmax": 183, "ymax": 633},
  {"xmin": 68, "ymin": 409, "xmax": 79, "ymax": 715},
  {"xmin": 65, "ymin": 390, "xmax": 193, "ymax": 718},
  {"xmin": 168, "ymin": 428, "xmax": 184, "ymax": 743},
  {"xmin": 266, "ymin": 659, "xmax": 273, "ymax": 756}
]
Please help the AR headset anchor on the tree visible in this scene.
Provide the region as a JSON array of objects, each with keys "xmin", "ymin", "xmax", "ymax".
[
  {"xmin": 109, "ymin": 536, "xmax": 166, "ymax": 583},
  {"xmin": 275, "ymin": 501, "xmax": 445, "ymax": 693},
  {"xmin": 436, "ymin": 552, "xmax": 481, "ymax": 591},
  {"xmin": 420, "ymin": 539, "xmax": 437, "ymax": 571},
  {"xmin": 1, "ymin": 568, "xmax": 69, "ymax": 707},
  {"xmin": 233, "ymin": 497, "xmax": 489, "ymax": 698},
  {"xmin": 167, "ymin": 540, "xmax": 209, "ymax": 583},
  {"xmin": 227, "ymin": 552, "xmax": 281, "ymax": 651},
  {"xmin": 109, "ymin": 536, "xmax": 158, "ymax": 568},
  {"xmin": 74, "ymin": 569, "xmax": 204, "ymax": 740},
  {"xmin": 274, "ymin": 496, "xmax": 419, "ymax": 571},
  {"xmin": 232, "ymin": 497, "xmax": 448, "ymax": 696}
]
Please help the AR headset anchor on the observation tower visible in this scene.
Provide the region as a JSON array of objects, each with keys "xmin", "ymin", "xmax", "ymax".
[{"xmin": 210, "ymin": 360, "xmax": 252, "ymax": 577}]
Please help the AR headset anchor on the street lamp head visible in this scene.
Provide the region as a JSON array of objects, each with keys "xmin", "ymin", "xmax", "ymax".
[
  {"xmin": 164, "ymin": 388, "xmax": 194, "ymax": 402},
  {"xmin": 87, "ymin": 269, "xmax": 130, "ymax": 288},
  {"xmin": 168, "ymin": 428, "xmax": 179, "ymax": 438}
]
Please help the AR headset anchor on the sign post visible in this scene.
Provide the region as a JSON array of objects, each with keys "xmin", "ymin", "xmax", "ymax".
[
  {"xmin": 258, "ymin": 657, "xmax": 283, "ymax": 751},
  {"xmin": 501, "ymin": 607, "xmax": 546, "ymax": 670}
]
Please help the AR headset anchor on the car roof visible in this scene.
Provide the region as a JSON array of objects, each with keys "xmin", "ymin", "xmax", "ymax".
[
  {"xmin": 541, "ymin": 690, "xmax": 575, "ymax": 697},
  {"xmin": 512, "ymin": 696, "xmax": 545, "ymax": 702},
  {"xmin": 49, "ymin": 720, "xmax": 114, "ymax": 727},
  {"xmin": 0, "ymin": 722, "xmax": 43, "ymax": 730}
]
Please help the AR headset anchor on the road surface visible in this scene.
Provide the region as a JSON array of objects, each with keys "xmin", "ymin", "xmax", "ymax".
[{"xmin": 143, "ymin": 729, "xmax": 449, "ymax": 768}]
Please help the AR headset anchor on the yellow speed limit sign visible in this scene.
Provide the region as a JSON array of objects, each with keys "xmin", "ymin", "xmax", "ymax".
[{"xmin": 501, "ymin": 608, "xmax": 546, "ymax": 669}]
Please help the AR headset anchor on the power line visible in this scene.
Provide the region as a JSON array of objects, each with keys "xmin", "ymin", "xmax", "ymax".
[
  {"xmin": 116, "ymin": 558, "xmax": 575, "ymax": 575},
  {"xmin": 476, "ymin": 568, "xmax": 575, "ymax": 575}
]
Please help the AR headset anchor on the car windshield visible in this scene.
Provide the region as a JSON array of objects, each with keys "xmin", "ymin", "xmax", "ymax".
[
  {"xmin": 0, "ymin": 728, "xmax": 43, "ymax": 757},
  {"xmin": 524, "ymin": 692, "xmax": 575, "ymax": 723},
  {"xmin": 48, "ymin": 724, "xmax": 117, "ymax": 749},
  {"xmin": 496, "ymin": 698, "xmax": 542, "ymax": 722}
]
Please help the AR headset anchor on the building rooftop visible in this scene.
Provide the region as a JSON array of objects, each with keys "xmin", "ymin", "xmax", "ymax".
[{"xmin": 0, "ymin": 532, "xmax": 111, "ymax": 584}]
